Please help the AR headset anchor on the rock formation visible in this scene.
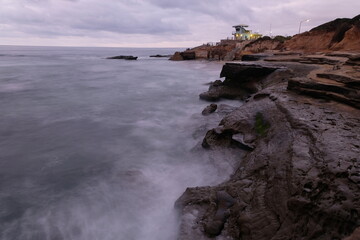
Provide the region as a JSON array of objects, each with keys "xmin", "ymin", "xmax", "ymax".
[{"xmin": 176, "ymin": 57, "xmax": 360, "ymax": 239}]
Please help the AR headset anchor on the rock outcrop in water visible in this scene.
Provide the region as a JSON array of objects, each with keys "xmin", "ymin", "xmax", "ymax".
[
  {"xmin": 176, "ymin": 54, "xmax": 360, "ymax": 239},
  {"xmin": 106, "ymin": 55, "xmax": 138, "ymax": 60}
]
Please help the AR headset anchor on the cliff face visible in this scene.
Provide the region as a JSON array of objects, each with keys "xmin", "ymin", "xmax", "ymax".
[
  {"xmin": 284, "ymin": 15, "xmax": 360, "ymax": 52},
  {"xmin": 176, "ymin": 57, "xmax": 360, "ymax": 240}
]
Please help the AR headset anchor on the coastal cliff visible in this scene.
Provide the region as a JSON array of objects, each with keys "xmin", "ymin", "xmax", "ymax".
[
  {"xmin": 170, "ymin": 15, "xmax": 360, "ymax": 61},
  {"xmin": 175, "ymin": 50, "xmax": 360, "ymax": 239},
  {"xmin": 175, "ymin": 54, "xmax": 360, "ymax": 240},
  {"xmin": 284, "ymin": 15, "xmax": 360, "ymax": 52}
]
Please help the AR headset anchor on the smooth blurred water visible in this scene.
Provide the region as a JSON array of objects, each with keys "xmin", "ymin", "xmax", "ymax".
[{"xmin": 0, "ymin": 46, "xmax": 238, "ymax": 240}]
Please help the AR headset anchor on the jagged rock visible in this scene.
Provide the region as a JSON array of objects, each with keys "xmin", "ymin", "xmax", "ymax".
[
  {"xmin": 106, "ymin": 55, "xmax": 137, "ymax": 60},
  {"xmin": 202, "ymin": 104, "xmax": 217, "ymax": 116}
]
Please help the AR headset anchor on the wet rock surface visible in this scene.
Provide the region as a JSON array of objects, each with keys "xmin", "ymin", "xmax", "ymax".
[
  {"xmin": 202, "ymin": 104, "xmax": 218, "ymax": 116},
  {"xmin": 177, "ymin": 59, "xmax": 360, "ymax": 240}
]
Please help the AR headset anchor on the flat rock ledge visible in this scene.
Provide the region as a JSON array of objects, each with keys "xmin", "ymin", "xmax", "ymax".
[
  {"xmin": 199, "ymin": 63, "xmax": 283, "ymax": 101},
  {"xmin": 176, "ymin": 58, "xmax": 360, "ymax": 240}
]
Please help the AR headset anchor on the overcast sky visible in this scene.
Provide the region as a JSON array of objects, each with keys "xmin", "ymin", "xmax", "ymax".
[{"xmin": 1, "ymin": 0, "xmax": 359, "ymax": 47}]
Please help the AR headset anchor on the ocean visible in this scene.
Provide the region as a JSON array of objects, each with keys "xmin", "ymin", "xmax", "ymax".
[{"xmin": 0, "ymin": 46, "xmax": 238, "ymax": 240}]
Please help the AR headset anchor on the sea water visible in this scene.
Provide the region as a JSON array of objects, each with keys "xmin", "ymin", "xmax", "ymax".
[{"xmin": 0, "ymin": 46, "xmax": 238, "ymax": 240}]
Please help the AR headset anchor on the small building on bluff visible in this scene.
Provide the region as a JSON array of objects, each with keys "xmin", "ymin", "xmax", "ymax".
[{"xmin": 232, "ymin": 24, "xmax": 262, "ymax": 40}]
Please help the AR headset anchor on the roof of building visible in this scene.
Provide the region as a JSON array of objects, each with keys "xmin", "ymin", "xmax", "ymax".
[{"xmin": 233, "ymin": 24, "xmax": 249, "ymax": 28}]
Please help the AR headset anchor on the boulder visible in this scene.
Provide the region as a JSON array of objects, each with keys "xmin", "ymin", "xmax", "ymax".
[{"xmin": 202, "ymin": 104, "xmax": 217, "ymax": 116}]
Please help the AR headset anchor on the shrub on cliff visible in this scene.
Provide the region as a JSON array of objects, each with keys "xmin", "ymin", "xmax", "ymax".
[{"xmin": 273, "ymin": 35, "xmax": 292, "ymax": 43}]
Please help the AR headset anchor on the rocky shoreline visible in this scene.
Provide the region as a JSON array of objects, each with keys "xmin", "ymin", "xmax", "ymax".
[{"xmin": 175, "ymin": 52, "xmax": 360, "ymax": 239}]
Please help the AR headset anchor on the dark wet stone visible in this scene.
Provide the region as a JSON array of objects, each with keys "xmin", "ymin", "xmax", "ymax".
[
  {"xmin": 106, "ymin": 55, "xmax": 137, "ymax": 60},
  {"xmin": 202, "ymin": 104, "xmax": 218, "ymax": 116}
]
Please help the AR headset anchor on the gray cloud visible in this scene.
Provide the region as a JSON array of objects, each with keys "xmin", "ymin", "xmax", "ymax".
[{"xmin": 0, "ymin": 0, "xmax": 359, "ymax": 47}]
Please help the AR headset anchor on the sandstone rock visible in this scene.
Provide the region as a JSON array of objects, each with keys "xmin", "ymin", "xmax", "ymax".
[
  {"xmin": 242, "ymin": 37, "xmax": 284, "ymax": 53},
  {"xmin": 287, "ymin": 78, "xmax": 360, "ymax": 109},
  {"xmin": 346, "ymin": 54, "xmax": 360, "ymax": 66},
  {"xmin": 316, "ymin": 73, "xmax": 360, "ymax": 89},
  {"xmin": 195, "ymin": 50, "xmax": 209, "ymax": 59},
  {"xmin": 181, "ymin": 51, "xmax": 196, "ymax": 60},
  {"xmin": 284, "ymin": 15, "xmax": 360, "ymax": 53},
  {"xmin": 169, "ymin": 52, "xmax": 183, "ymax": 61},
  {"xmin": 298, "ymin": 55, "xmax": 347, "ymax": 65}
]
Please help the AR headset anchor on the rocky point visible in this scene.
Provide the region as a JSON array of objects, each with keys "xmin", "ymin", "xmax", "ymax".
[{"xmin": 173, "ymin": 15, "xmax": 360, "ymax": 239}]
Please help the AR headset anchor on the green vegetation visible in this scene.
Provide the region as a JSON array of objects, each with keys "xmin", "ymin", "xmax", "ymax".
[
  {"xmin": 273, "ymin": 35, "xmax": 292, "ymax": 43},
  {"xmin": 255, "ymin": 112, "xmax": 270, "ymax": 137}
]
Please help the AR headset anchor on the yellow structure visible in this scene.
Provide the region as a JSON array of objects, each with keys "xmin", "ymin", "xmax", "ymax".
[{"xmin": 232, "ymin": 24, "xmax": 262, "ymax": 40}]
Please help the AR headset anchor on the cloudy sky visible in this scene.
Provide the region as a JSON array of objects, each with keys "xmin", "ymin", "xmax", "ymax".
[{"xmin": 1, "ymin": 0, "xmax": 359, "ymax": 47}]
